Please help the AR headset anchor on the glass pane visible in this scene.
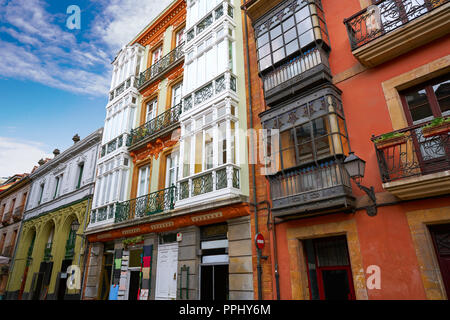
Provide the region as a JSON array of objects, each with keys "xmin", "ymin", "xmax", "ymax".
[
  {"xmin": 273, "ymin": 47, "xmax": 285, "ymax": 63},
  {"xmin": 270, "ymin": 25, "xmax": 282, "ymax": 39},
  {"xmin": 257, "ymin": 32, "xmax": 269, "ymax": 48},
  {"xmin": 404, "ymin": 89, "xmax": 433, "ymax": 123},
  {"xmin": 299, "ymin": 30, "xmax": 314, "ymax": 47},
  {"xmin": 286, "ymin": 40, "xmax": 300, "ymax": 56},
  {"xmin": 195, "ymin": 132, "xmax": 203, "ymax": 173},
  {"xmin": 284, "ymin": 27, "xmax": 297, "ymax": 44},
  {"xmin": 298, "ymin": 18, "xmax": 313, "ymax": 33},
  {"xmin": 205, "ymin": 128, "xmax": 214, "ymax": 170},
  {"xmin": 258, "ymin": 43, "xmax": 271, "ymax": 59},
  {"xmin": 259, "ymin": 56, "xmax": 272, "ymax": 71},
  {"xmin": 432, "ymin": 78, "xmax": 450, "ymax": 115},
  {"xmin": 315, "ymin": 237, "xmax": 350, "ymax": 267},
  {"xmin": 283, "ymin": 16, "xmax": 295, "ymax": 31},
  {"xmin": 295, "ymin": 6, "xmax": 310, "ymax": 22},
  {"xmin": 280, "ymin": 130, "xmax": 296, "ymax": 169},
  {"xmin": 183, "ymin": 136, "xmax": 191, "ymax": 177}
]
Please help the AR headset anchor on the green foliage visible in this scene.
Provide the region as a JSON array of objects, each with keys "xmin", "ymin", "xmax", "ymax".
[
  {"xmin": 375, "ymin": 132, "xmax": 405, "ymax": 143},
  {"xmin": 422, "ymin": 117, "xmax": 450, "ymax": 130},
  {"xmin": 122, "ymin": 235, "xmax": 144, "ymax": 246}
]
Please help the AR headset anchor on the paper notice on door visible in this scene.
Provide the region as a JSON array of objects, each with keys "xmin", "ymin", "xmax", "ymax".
[
  {"xmin": 142, "ymin": 267, "xmax": 150, "ymax": 279},
  {"xmin": 139, "ymin": 289, "xmax": 149, "ymax": 300}
]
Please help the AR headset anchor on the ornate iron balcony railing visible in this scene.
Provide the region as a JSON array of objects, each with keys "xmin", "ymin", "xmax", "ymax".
[
  {"xmin": 344, "ymin": 0, "xmax": 448, "ymax": 51},
  {"xmin": 183, "ymin": 71, "xmax": 237, "ymax": 113},
  {"xmin": 137, "ymin": 43, "xmax": 185, "ymax": 89},
  {"xmin": 115, "ymin": 186, "xmax": 177, "ymax": 223},
  {"xmin": 109, "ymin": 76, "xmax": 137, "ymax": 101},
  {"xmin": 178, "ymin": 165, "xmax": 240, "ymax": 201},
  {"xmin": 372, "ymin": 120, "xmax": 450, "ymax": 183},
  {"xmin": 268, "ymin": 160, "xmax": 353, "ymax": 212},
  {"xmin": 127, "ymin": 102, "xmax": 182, "ymax": 148},
  {"xmin": 100, "ymin": 134, "xmax": 125, "ymax": 158}
]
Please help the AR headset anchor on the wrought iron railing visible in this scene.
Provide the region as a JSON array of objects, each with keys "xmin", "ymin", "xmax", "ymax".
[
  {"xmin": 100, "ymin": 134, "xmax": 125, "ymax": 158},
  {"xmin": 344, "ymin": 0, "xmax": 448, "ymax": 50},
  {"xmin": 127, "ymin": 102, "xmax": 182, "ymax": 148},
  {"xmin": 186, "ymin": 1, "xmax": 234, "ymax": 43},
  {"xmin": 43, "ymin": 242, "xmax": 52, "ymax": 261},
  {"xmin": 137, "ymin": 43, "xmax": 185, "ymax": 89},
  {"xmin": 183, "ymin": 71, "xmax": 237, "ymax": 113},
  {"xmin": 109, "ymin": 76, "xmax": 137, "ymax": 101},
  {"xmin": 268, "ymin": 160, "xmax": 352, "ymax": 209},
  {"xmin": 1, "ymin": 210, "xmax": 12, "ymax": 225},
  {"xmin": 178, "ymin": 165, "xmax": 240, "ymax": 200},
  {"xmin": 12, "ymin": 206, "xmax": 24, "ymax": 222},
  {"xmin": 262, "ymin": 47, "xmax": 328, "ymax": 93},
  {"xmin": 115, "ymin": 186, "xmax": 177, "ymax": 223},
  {"xmin": 1, "ymin": 246, "xmax": 13, "ymax": 258},
  {"xmin": 372, "ymin": 121, "xmax": 450, "ymax": 183}
]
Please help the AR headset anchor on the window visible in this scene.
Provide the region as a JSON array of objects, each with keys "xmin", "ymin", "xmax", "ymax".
[
  {"xmin": 175, "ymin": 28, "xmax": 185, "ymax": 46},
  {"xmin": 146, "ymin": 99, "xmax": 158, "ymax": 122},
  {"xmin": 166, "ymin": 152, "xmax": 179, "ymax": 188},
  {"xmin": 0, "ymin": 204, "xmax": 5, "ymax": 220},
  {"xmin": 76, "ymin": 163, "xmax": 84, "ymax": 189},
  {"xmin": 172, "ymin": 83, "xmax": 183, "ymax": 107},
  {"xmin": 152, "ymin": 46, "xmax": 163, "ymax": 65},
  {"xmin": 304, "ymin": 236, "xmax": 355, "ymax": 300},
  {"xmin": 137, "ymin": 165, "xmax": 150, "ymax": 197},
  {"xmin": 183, "ymin": 136, "xmax": 192, "ymax": 177},
  {"xmin": 254, "ymin": 0, "xmax": 329, "ymax": 72},
  {"xmin": 38, "ymin": 183, "xmax": 45, "ymax": 205},
  {"xmin": 53, "ymin": 176, "xmax": 61, "ymax": 199}
]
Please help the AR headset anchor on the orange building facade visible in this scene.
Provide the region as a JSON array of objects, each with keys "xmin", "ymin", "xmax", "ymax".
[{"xmin": 242, "ymin": 0, "xmax": 450, "ymax": 300}]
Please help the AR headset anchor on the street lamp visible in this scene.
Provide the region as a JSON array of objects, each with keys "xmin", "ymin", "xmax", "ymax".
[
  {"xmin": 71, "ymin": 220, "xmax": 80, "ymax": 233},
  {"xmin": 343, "ymin": 152, "xmax": 377, "ymax": 216}
]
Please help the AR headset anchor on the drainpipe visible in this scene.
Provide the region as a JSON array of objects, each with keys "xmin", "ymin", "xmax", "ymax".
[{"xmin": 242, "ymin": 1, "xmax": 262, "ymax": 300}]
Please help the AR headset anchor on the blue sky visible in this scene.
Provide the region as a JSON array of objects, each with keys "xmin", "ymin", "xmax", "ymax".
[{"xmin": 0, "ymin": 0, "xmax": 172, "ymax": 177}]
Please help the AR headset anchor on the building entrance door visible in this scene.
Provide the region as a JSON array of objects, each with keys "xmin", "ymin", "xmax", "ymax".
[
  {"xmin": 429, "ymin": 223, "xmax": 450, "ymax": 297},
  {"xmin": 155, "ymin": 242, "xmax": 178, "ymax": 300},
  {"xmin": 127, "ymin": 270, "xmax": 141, "ymax": 300},
  {"xmin": 200, "ymin": 264, "xmax": 229, "ymax": 300}
]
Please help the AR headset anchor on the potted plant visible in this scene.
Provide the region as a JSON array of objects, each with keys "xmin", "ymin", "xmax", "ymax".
[
  {"xmin": 122, "ymin": 235, "xmax": 144, "ymax": 249},
  {"xmin": 374, "ymin": 132, "xmax": 407, "ymax": 150},
  {"xmin": 422, "ymin": 117, "xmax": 450, "ymax": 138}
]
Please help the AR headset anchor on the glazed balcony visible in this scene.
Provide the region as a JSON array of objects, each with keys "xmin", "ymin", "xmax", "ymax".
[
  {"xmin": 115, "ymin": 186, "xmax": 177, "ymax": 223},
  {"xmin": 127, "ymin": 102, "xmax": 182, "ymax": 151},
  {"xmin": 109, "ymin": 76, "xmax": 137, "ymax": 102},
  {"xmin": 100, "ymin": 134, "xmax": 126, "ymax": 158},
  {"xmin": 12, "ymin": 205, "xmax": 24, "ymax": 222},
  {"xmin": 268, "ymin": 160, "xmax": 355, "ymax": 219},
  {"xmin": 137, "ymin": 43, "xmax": 184, "ymax": 90},
  {"xmin": 262, "ymin": 47, "xmax": 331, "ymax": 106},
  {"xmin": 372, "ymin": 121, "xmax": 450, "ymax": 200},
  {"xmin": 344, "ymin": 0, "xmax": 450, "ymax": 67}
]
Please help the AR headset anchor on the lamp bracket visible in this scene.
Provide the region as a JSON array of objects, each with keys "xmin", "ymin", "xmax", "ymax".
[{"xmin": 353, "ymin": 179, "xmax": 377, "ymax": 217}]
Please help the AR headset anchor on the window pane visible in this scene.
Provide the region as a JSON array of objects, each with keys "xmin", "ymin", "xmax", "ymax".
[
  {"xmin": 183, "ymin": 136, "xmax": 191, "ymax": 177},
  {"xmin": 205, "ymin": 128, "xmax": 214, "ymax": 170},
  {"xmin": 405, "ymin": 89, "xmax": 433, "ymax": 122},
  {"xmin": 273, "ymin": 47, "xmax": 285, "ymax": 63},
  {"xmin": 259, "ymin": 56, "xmax": 272, "ymax": 71},
  {"xmin": 270, "ymin": 25, "xmax": 282, "ymax": 39},
  {"xmin": 432, "ymin": 78, "xmax": 450, "ymax": 115},
  {"xmin": 284, "ymin": 27, "xmax": 297, "ymax": 44},
  {"xmin": 271, "ymin": 35, "xmax": 284, "ymax": 51},
  {"xmin": 299, "ymin": 30, "xmax": 314, "ymax": 47},
  {"xmin": 218, "ymin": 121, "xmax": 227, "ymax": 165},
  {"xmin": 295, "ymin": 6, "xmax": 309, "ymax": 22},
  {"xmin": 286, "ymin": 40, "xmax": 300, "ymax": 56},
  {"xmin": 231, "ymin": 121, "xmax": 236, "ymax": 164},
  {"xmin": 257, "ymin": 32, "xmax": 269, "ymax": 48},
  {"xmin": 280, "ymin": 130, "xmax": 296, "ymax": 169},
  {"xmin": 258, "ymin": 43, "xmax": 270, "ymax": 59},
  {"xmin": 283, "ymin": 16, "xmax": 295, "ymax": 31},
  {"xmin": 195, "ymin": 132, "xmax": 203, "ymax": 173}
]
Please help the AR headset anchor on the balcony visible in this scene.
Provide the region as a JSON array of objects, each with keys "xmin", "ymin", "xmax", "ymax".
[
  {"xmin": 1, "ymin": 210, "xmax": 11, "ymax": 226},
  {"xmin": 183, "ymin": 71, "xmax": 237, "ymax": 113},
  {"xmin": 372, "ymin": 121, "xmax": 450, "ymax": 200},
  {"xmin": 268, "ymin": 160, "xmax": 355, "ymax": 218},
  {"xmin": 262, "ymin": 47, "xmax": 331, "ymax": 106},
  {"xmin": 178, "ymin": 165, "xmax": 241, "ymax": 202},
  {"xmin": 137, "ymin": 43, "xmax": 184, "ymax": 90},
  {"xmin": 344, "ymin": 0, "xmax": 450, "ymax": 67},
  {"xmin": 109, "ymin": 76, "xmax": 137, "ymax": 102},
  {"xmin": 115, "ymin": 186, "xmax": 177, "ymax": 223},
  {"xmin": 12, "ymin": 205, "xmax": 24, "ymax": 222},
  {"xmin": 127, "ymin": 102, "xmax": 182, "ymax": 151},
  {"xmin": 100, "ymin": 134, "xmax": 125, "ymax": 158},
  {"xmin": 1, "ymin": 246, "xmax": 13, "ymax": 258}
]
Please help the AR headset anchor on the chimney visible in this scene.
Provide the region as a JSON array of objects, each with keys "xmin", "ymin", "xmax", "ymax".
[
  {"xmin": 53, "ymin": 149, "xmax": 60, "ymax": 157},
  {"xmin": 72, "ymin": 134, "xmax": 80, "ymax": 144},
  {"xmin": 38, "ymin": 159, "xmax": 45, "ymax": 166}
]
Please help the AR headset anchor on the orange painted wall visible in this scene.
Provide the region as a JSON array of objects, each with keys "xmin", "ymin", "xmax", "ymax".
[{"xmin": 271, "ymin": 0, "xmax": 450, "ymax": 300}]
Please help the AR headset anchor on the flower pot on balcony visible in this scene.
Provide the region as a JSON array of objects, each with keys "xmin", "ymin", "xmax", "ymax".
[
  {"xmin": 422, "ymin": 121, "xmax": 450, "ymax": 138},
  {"xmin": 374, "ymin": 133, "xmax": 407, "ymax": 150}
]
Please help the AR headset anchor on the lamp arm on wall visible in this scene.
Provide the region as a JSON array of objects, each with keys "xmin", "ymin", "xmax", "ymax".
[{"xmin": 354, "ymin": 180, "xmax": 377, "ymax": 217}]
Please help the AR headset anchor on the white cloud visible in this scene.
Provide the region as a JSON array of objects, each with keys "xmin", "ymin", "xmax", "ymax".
[{"xmin": 0, "ymin": 137, "xmax": 53, "ymax": 176}]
